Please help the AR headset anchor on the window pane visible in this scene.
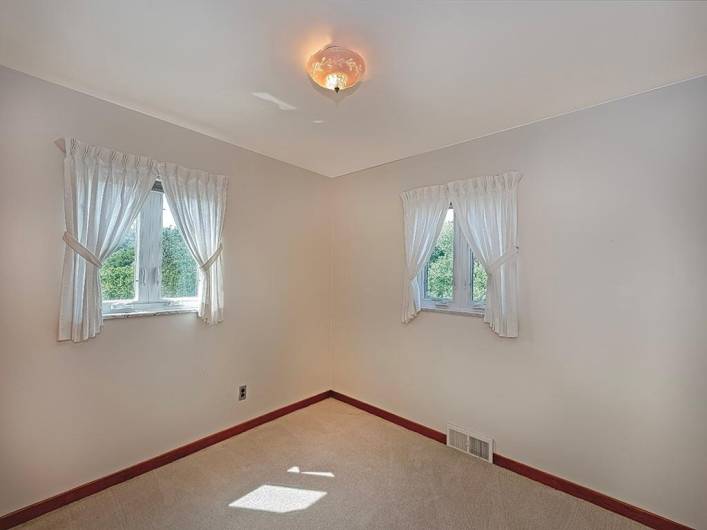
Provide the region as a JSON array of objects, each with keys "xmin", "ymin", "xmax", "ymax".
[
  {"xmin": 425, "ymin": 208, "xmax": 454, "ymax": 300},
  {"xmin": 471, "ymin": 255, "xmax": 487, "ymax": 304},
  {"xmin": 160, "ymin": 201, "xmax": 198, "ymax": 298},
  {"xmin": 100, "ymin": 222, "xmax": 136, "ymax": 301}
]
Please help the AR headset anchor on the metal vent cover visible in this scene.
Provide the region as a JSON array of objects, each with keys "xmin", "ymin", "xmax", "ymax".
[
  {"xmin": 469, "ymin": 435, "xmax": 490, "ymax": 461},
  {"xmin": 447, "ymin": 424, "xmax": 493, "ymax": 463},
  {"xmin": 448, "ymin": 426, "xmax": 468, "ymax": 452}
]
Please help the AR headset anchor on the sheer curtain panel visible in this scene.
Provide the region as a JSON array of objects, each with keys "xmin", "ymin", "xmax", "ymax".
[
  {"xmin": 447, "ymin": 172, "xmax": 522, "ymax": 337},
  {"xmin": 401, "ymin": 184, "xmax": 450, "ymax": 323},
  {"xmin": 160, "ymin": 163, "xmax": 228, "ymax": 325},
  {"xmin": 58, "ymin": 138, "xmax": 157, "ymax": 342}
]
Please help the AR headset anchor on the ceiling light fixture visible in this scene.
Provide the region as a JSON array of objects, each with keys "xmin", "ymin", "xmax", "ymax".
[{"xmin": 306, "ymin": 45, "xmax": 365, "ymax": 93}]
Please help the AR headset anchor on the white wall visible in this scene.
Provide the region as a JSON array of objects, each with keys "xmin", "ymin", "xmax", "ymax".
[
  {"xmin": 331, "ymin": 77, "xmax": 707, "ymax": 529},
  {"xmin": 0, "ymin": 66, "xmax": 333, "ymax": 516},
  {"xmin": 2, "ymin": 64, "xmax": 705, "ymax": 528}
]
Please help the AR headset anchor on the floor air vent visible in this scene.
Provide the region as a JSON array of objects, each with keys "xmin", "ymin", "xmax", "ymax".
[{"xmin": 447, "ymin": 424, "xmax": 493, "ymax": 463}]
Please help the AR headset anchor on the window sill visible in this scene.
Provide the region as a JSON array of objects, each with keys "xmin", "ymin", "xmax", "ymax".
[
  {"xmin": 104, "ymin": 307, "xmax": 198, "ymax": 320},
  {"xmin": 421, "ymin": 307, "xmax": 484, "ymax": 318}
]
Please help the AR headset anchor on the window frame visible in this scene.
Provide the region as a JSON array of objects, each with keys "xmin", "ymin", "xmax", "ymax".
[
  {"xmin": 102, "ymin": 180, "xmax": 200, "ymax": 319},
  {"xmin": 418, "ymin": 205, "xmax": 486, "ymax": 317}
]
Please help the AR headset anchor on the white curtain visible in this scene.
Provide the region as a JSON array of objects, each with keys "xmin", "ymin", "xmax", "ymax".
[
  {"xmin": 58, "ymin": 138, "xmax": 157, "ymax": 342},
  {"xmin": 401, "ymin": 184, "xmax": 450, "ymax": 323},
  {"xmin": 448, "ymin": 172, "xmax": 522, "ymax": 337},
  {"xmin": 160, "ymin": 163, "xmax": 228, "ymax": 325}
]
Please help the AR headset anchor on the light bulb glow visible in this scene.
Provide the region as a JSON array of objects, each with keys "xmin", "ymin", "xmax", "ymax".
[
  {"xmin": 307, "ymin": 46, "xmax": 365, "ymax": 92},
  {"xmin": 325, "ymin": 73, "xmax": 347, "ymax": 91}
]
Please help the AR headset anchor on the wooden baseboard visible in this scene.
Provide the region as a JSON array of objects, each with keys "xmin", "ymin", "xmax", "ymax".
[
  {"xmin": 0, "ymin": 390, "xmax": 332, "ymax": 530},
  {"xmin": 2, "ymin": 390, "xmax": 693, "ymax": 530},
  {"xmin": 329, "ymin": 391, "xmax": 693, "ymax": 530},
  {"xmin": 329, "ymin": 390, "xmax": 446, "ymax": 443},
  {"xmin": 491, "ymin": 454, "xmax": 692, "ymax": 530}
]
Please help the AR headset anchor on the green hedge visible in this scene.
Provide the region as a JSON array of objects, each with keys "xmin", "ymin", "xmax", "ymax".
[{"xmin": 100, "ymin": 228, "xmax": 197, "ymax": 301}]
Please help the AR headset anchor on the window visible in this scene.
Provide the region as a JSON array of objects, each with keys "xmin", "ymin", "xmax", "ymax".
[
  {"xmin": 100, "ymin": 182, "xmax": 199, "ymax": 317},
  {"xmin": 418, "ymin": 206, "xmax": 487, "ymax": 314}
]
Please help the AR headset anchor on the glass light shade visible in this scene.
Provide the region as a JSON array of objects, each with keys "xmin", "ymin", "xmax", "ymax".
[{"xmin": 306, "ymin": 45, "xmax": 365, "ymax": 92}]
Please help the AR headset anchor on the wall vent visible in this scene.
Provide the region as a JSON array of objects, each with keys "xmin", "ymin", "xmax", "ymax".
[{"xmin": 447, "ymin": 424, "xmax": 493, "ymax": 463}]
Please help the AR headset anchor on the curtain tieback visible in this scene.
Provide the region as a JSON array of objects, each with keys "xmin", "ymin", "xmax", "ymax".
[
  {"xmin": 63, "ymin": 231, "xmax": 103, "ymax": 268},
  {"xmin": 200, "ymin": 243, "xmax": 223, "ymax": 272},
  {"xmin": 487, "ymin": 247, "xmax": 519, "ymax": 275}
]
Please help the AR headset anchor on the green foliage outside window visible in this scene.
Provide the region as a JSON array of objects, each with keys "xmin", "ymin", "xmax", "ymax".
[
  {"xmin": 100, "ymin": 231, "xmax": 136, "ymax": 301},
  {"xmin": 160, "ymin": 227, "xmax": 198, "ymax": 298},
  {"xmin": 425, "ymin": 219, "xmax": 454, "ymax": 299},
  {"xmin": 425, "ymin": 215, "xmax": 488, "ymax": 303},
  {"xmin": 100, "ymin": 227, "xmax": 197, "ymax": 301}
]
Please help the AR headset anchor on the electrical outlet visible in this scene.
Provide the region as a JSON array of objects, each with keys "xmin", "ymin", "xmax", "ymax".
[{"xmin": 238, "ymin": 385, "xmax": 247, "ymax": 401}]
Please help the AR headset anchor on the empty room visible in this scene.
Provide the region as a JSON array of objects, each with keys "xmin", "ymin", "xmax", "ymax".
[{"xmin": 1, "ymin": 1, "xmax": 705, "ymax": 529}]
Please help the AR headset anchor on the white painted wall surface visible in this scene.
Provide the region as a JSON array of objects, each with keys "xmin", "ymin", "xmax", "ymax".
[
  {"xmin": 0, "ymin": 66, "xmax": 333, "ymax": 516},
  {"xmin": 330, "ymin": 77, "xmax": 707, "ymax": 529},
  {"xmin": 2, "ymin": 64, "xmax": 705, "ymax": 528}
]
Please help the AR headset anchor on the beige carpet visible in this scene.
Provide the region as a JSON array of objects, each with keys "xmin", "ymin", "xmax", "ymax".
[{"xmin": 18, "ymin": 399, "xmax": 646, "ymax": 529}]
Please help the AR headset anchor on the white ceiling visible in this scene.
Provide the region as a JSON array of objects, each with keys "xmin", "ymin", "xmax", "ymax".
[{"xmin": 1, "ymin": 1, "xmax": 706, "ymax": 177}]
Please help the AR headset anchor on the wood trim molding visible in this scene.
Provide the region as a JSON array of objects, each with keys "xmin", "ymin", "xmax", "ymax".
[
  {"xmin": 2, "ymin": 390, "xmax": 693, "ymax": 530},
  {"xmin": 491, "ymin": 454, "xmax": 693, "ymax": 530},
  {"xmin": 329, "ymin": 390, "xmax": 446, "ymax": 443},
  {"xmin": 0, "ymin": 390, "xmax": 332, "ymax": 530},
  {"xmin": 329, "ymin": 391, "xmax": 693, "ymax": 530}
]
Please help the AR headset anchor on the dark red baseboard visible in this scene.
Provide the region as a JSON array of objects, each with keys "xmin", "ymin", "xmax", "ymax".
[
  {"xmin": 2, "ymin": 390, "xmax": 693, "ymax": 530},
  {"xmin": 491, "ymin": 454, "xmax": 692, "ymax": 530},
  {"xmin": 329, "ymin": 390, "xmax": 446, "ymax": 443},
  {"xmin": 329, "ymin": 391, "xmax": 693, "ymax": 530},
  {"xmin": 0, "ymin": 390, "xmax": 332, "ymax": 530}
]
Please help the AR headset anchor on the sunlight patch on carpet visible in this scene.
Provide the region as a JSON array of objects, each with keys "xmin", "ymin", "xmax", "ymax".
[
  {"xmin": 287, "ymin": 466, "xmax": 335, "ymax": 477},
  {"xmin": 229, "ymin": 485, "xmax": 326, "ymax": 513}
]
